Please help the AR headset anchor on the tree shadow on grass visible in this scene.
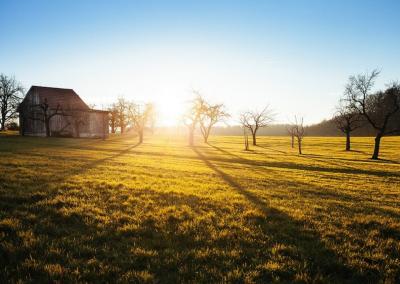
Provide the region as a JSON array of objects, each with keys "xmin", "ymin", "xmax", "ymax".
[
  {"xmin": 206, "ymin": 143, "xmax": 248, "ymax": 160},
  {"xmin": 47, "ymin": 141, "xmax": 142, "ymax": 182},
  {"xmin": 302, "ymin": 153, "xmax": 400, "ymax": 165},
  {"xmin": 204, "ymin": 142, "xmax": 399, "ymax": 178},
  {"xmin": 4, "ymin": 184, "xmax": 344, "ymax": 283},
  {"xmin": 191, "ymin": 146, "xmax": 369, "ymax": 283},
  {"xmin": 0, "ymin": 141, "xmax": 142, "ymax": 212},
  {"xmin": 256, "ymin": 144, "xmax": 288, "ymax": 154}
]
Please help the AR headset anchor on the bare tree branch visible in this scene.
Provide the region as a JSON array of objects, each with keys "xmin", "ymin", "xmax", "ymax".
[
  {"xmin": 239, "ymin": 105, "xmax": 275, "ymax": 145},
  {"xmin": 344, "ymin": 70, "xmax": 400, "ymax": 159}
]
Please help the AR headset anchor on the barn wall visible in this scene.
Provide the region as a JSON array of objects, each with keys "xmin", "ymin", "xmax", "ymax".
[
  {"xmin": 50, "ymin": 114, "xmax": 74, "ymax": 137},
  {"xmin": 19, "ymin": 90, "xmax": 47, "ymax": 136},
  {"xmin": 21, "ymin": 111, "xmax": 108, "ymax": 138},
  {"xmin": 79, "ymin": 112, "xmax": 108, "ymax": 138}
]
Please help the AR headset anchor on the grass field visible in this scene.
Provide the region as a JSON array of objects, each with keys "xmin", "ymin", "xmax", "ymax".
[{"xmin": 0, "ymin": 133, "xmax": 399, "ymax": 283}]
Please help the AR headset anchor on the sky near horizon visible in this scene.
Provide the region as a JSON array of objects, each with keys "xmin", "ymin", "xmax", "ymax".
[{"xmin": 1, "ymin": 0, "xmax": 399, "ymax": 126}]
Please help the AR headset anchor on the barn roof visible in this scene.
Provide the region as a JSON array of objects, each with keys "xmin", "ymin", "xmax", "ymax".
[{"xmin": 26, "ymin": 86, "xmax": 90, "ymax": 111}]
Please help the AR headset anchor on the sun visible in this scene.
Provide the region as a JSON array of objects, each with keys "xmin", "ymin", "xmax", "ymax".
[{"xmin": 156, "ymin": 98, "xmax": 186, "ymax": 127}]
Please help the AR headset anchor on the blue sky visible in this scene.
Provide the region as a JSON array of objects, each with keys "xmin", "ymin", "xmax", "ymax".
[{"xmin": 1, "ymin": 0, "xmax": 399, "ymax": 125}]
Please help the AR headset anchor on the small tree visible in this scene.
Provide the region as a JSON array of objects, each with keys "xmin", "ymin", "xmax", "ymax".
[
  {"xmin": 127, "ymin": 102, "xmax": 154, "ymax": 144},
  {"xmin": 108, "ymin": 103, "xmax": 118, "ymax": 134},
  {"xmin": 243, "ymin": 128, "xmax": 250, "ymax": 151},
  {"xmin": 115, "ymin": 97, "xmax": 129, "ymax": 134},
  {"xmin": 345, "ymin": 70, "xmax": 400, "ymax": 159},
  {"xmin": 0, "ymin": 74, "xmax": 24, "ymax": 131},
  {"xmin": 199, "ymin": 101, "xmax": 229, "ymax": 143},
  {"xmin": 239, "ymin": 106, "xmax": 274, "ymax": 146},
  {"xmin": 286, "ymin": 125, "xmax": 296, "ymax": 148},
  {"xmin": 333, "ymin": 100, "xmax": 363, "ymax": 151},
  {"xmin": 183, "ymin": 94, "xmax": 203, "ymax": 146},
  {"xmin": 292, "ymin": 116, "xmax": 305, "ymax": 154}
]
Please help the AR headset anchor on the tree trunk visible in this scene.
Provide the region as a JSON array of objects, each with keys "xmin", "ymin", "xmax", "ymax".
[
  {"xmin": 244, "ymin": 135, "xmax": 249, "ymax": 150},
  {"xmin": 189, "ymin": 129, "xmax": 194, "ymax": 146},
  {"xmin": 345, "ymin": 131, "xmax": 351, "ymax": 151},
  {"xmin": 252, "ymin": 133, "xmax": 256, "ymax": 146},
  {"xmin": 111, "ymin": 122, "xmax": 115, "ymax": 133},
  {"xmin": 0, "ymin": 112, "xmax": 5, "ymax": 130},
  {"xmin": 203, "ymin": 127, "xmax": 211, "ymax": 143},
  {"xmin": 45, "ymin": 119, "xmax": 51, "ymax": 137},
  {"xmin": 139, "ymin": 130, "xmax": 143, "ymax": 144},
  {"xmin": 291, "ymin": 135, "xmax": 294, "ymax": 148},
  {"xmin": 21, "ymin": 116, "xmax": 25, "ymax": 136},
  {"xmin": 298, "ymin": 139, "xmax": 302, "ymax": 154},
  {"xmin": 372, "ymin": 134, "xmax": 382, "ymax": 160}
]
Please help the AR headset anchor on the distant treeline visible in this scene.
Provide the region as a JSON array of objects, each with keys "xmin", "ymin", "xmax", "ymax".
[
  {"xmin": 156, "ymin": 119, "xmax": 393, "ymax": 137},
  {"xmin": 207, "ymin": 120, "xmax": 382, "ymax": 137}
]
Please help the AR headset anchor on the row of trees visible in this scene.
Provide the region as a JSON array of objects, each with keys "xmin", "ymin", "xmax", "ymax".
[
  {"xmin": 182, "ymin": 91, "xmax": 306, "ymax": 154},
  {"xmin": 107, "ymin": 98, "xmax": 156, "ymax": 143},
  {"xmin": 333, "ymin": 70, "xmax": 400, "ymax": 159},
  {"xmin": 184, "ymin": 70, "xmax": 399, "ymax": 160}
]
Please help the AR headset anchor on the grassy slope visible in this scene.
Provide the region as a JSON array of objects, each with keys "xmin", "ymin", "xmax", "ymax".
[{"xmin": 0, "ymin": 134, "xmax": 399, "ymax": 283}]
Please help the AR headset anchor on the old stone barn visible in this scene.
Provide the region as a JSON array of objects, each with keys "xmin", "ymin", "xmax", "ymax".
[{"xmin": 19, "ymin": 86, "xmax": 109, "ymax": 138}]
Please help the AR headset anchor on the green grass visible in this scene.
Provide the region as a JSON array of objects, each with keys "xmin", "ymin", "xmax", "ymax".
[{"xmin": 0, "ymin": 133, "xmax": 399, "ymax": 283}]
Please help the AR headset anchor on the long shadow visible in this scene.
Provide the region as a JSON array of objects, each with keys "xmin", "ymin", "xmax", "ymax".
[
  {"xmin": 298, "ymin": 186, "xmax": 400, "ymax": 220},
  {"xmin": 256, "ymin": 144, "xmax": 288, "ymax": 154},
  {"xmin": 0, "ymin": 184, "xmax": 264, "ymax": 282},
  {"xmin": 48, "ymin": 141, "xmax": 142, "ymax": 184},
  {"xmin": 131, "ymin": 150, "xmax": 399, "ymax": 178},
  {"xmin": 206, "ymin": 143, "xmax": 247, "ymax": 160},
  {"xmin": 1, "ymin": 141, "xmax": 142, "ymax": 196},
  {"xmin": 302, "ymin": 153, "xmax": 400, "ymax": 165},
  {"xmin": 191, "ymin": 146, "xmax": 367, "ymax": 282},
  {"xmin": 0, "ymin": 134, "xmax": 139, "ymax": 155},
  {"xmin": 199, "ymin": 144, "xmax": 400, "ymax": 178},
  {"xmin": 200, "ymin": 148, "xmax": 400, "ymax": 231}
]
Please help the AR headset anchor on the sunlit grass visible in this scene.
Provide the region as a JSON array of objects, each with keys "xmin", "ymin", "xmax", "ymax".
[{"xmin": 0, "ymin": 134, "xmax": 399, "ymax": 283}]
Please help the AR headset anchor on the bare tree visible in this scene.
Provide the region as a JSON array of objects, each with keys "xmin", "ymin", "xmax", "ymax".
[
  {"xmin": 108, "ymin": 103, "xmax": 118, "ymax": 134},
  {"xmin": 127, "ymin": 102, "xmax": 154, "ymax": 144},
  {"xmin": 243, "ymin": 128, "xmax": 250, "ymax": 150},
  {"xmin": 345, "ymin": 70, "xmax": 400, "ymax": 159},
  {"xmin": 28, "ymin": 98, "xmax": 64, "ymax": 137},
  {"xmin": 333, "ymin": 100, "xmax": 363, "ymax": 151},
  {"xmin": 183, "ymin": 95, "xmax": 203, "ymax": 146},
  {"xmin": 115, "ymin": 97, "xmax": 129, "ymax": 134},
  {"xmin": 199, "ymin": 100, "xmax": 229, "ymax": 143},
  {"xmin": 286, "ymin": 125, "xmax": 296, "ymax": 148},
  {"xmin": 239, "ymin": 106, "xmax": 274, "ymax": 146},
  {"xmin": 0, "ymin": 74, "xmax": 24, "ymax": 131},
  {"xmin": 292, "ymin": 116, "xmax": 305, "ymax": 154}
]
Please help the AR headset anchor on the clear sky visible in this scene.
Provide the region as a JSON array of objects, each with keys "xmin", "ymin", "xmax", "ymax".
[{"xmin": 1, "ymin": 0, "xmax": 399, "ymax": 126}]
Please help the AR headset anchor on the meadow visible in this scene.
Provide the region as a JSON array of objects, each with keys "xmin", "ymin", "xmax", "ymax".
[{"xmin": 0, "ymin": 132, "xmax": 399, "ymax": 283}]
